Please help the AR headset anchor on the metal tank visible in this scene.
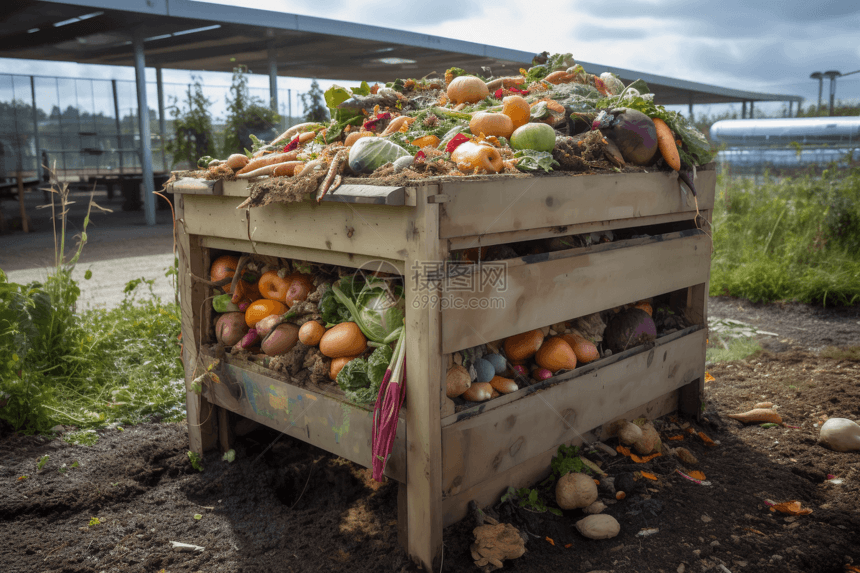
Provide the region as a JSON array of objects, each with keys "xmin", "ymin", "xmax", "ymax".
[{"xmin": 710, "ymin": 117, "xmax": 860, "ymax": 146}]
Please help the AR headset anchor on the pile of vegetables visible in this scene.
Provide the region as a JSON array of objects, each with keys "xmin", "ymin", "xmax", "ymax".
[{"xmin": 187, "ymin": 52, "xmax": 714, "ymax": 198}]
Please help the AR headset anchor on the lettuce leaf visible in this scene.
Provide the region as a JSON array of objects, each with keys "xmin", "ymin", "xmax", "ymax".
[{"xmin": 514, "ymin": 150, "xmax": 559, "ymax": 173}]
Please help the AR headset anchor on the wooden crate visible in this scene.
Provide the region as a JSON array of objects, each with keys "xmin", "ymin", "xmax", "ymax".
[{"xmin": 169, "ymin": 166, "xmax": 715, "ymax": 570}]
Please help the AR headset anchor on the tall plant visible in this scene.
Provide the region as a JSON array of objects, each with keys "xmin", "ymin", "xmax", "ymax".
[
  {"xmin": 165, "ymin": 76, "xmax": 217, "ymax": 169},
  {"xmin": 222, "ymin": 66, "xmax": 281, "ymax": 155},
  {"xmin": 301, "ymin": 79, "xmax": 330, "ymax": 123}
]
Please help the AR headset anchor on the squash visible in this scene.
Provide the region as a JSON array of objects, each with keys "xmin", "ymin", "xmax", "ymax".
[
  {"xmin": 504, "ymin": 329, "xmax": 544, "ymax": 362},
  {"xmin": 446, "ymin": 75, "xmax": 489, "ymax": 104},
  {"xmin": 451, "ymin": 141, "xmax": 504, "ymax": 174},
  {"xmin": 535, "ymin": 337, "xmax": 577, "ymax": 372},
  {"xmin": 244, "ymin": 299, "xmax": 288, "ymax": 328},
  {"xmin": 298, "ymin": 321, "xmax": 325, "ymax": 346},
  {"xmin": 258, "ymin": 270, "xmax": 292, "ymax": 303},
  {"xmin": 560, "ymin": 333, "xmax": 599, "ymax": 364},
  {"xmin": 344, "ymin": 131, "xmax": 375, "ymax": 147},
  {"xmin": 348, "ymin": 137, "xmax": 410, "ymax": 173},
  {"xmin": 319, "ymin": 322, "xmax": 368, "ymax": 358},
  {"xmin": 502, "ymin": 95, "xmax": 531, "ymax": 130},
  {"xmin": 469, "ymin": 112, "xmax": 514, "ymax": 139}
]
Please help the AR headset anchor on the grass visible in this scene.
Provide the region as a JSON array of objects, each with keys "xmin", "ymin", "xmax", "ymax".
[
  {"xmin": 706, "ymin": 333, "xmax": 762, "ymax": 364},
  {"xmin": 710, "ymin": 168, "xmax": 860, "ymax": 305},
  {"xmin": 819, "ymin": 346, "xmax": 860, "ymax": 361},
  {"xmin": 0, "ymin": 171, "xmax": 184, "ymax": 437}
]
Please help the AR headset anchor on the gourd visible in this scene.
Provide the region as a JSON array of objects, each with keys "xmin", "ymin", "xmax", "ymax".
[{"xmin": 348, "ymin": 137, "xmax": 410, "ymax": 173}]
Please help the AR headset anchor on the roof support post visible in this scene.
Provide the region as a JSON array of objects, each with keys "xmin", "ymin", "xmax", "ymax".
[
  {"xmin": 30, "ymin": 76, "xmax": 42, "ymax": 181},
  {"xmin": 112, "ymin": 80, "xmax": 123, "ymax": 175},
  {"xmin": 741, "ymin": 101, "xmax": 747, "ymax": 119},
  {"xmin": 688, "ymin": 96, "xmax": 694, "ymax": 120},
  {"xmin": 267, "ymin": 40, "xmax": 279, "ymax": 115},
  {"xmin": 749, "ymin": 100, "xmax": 754, "ymax": 118},
  {"xmin": 156, "ymin": 66, "xmax": 167, "ymax": 172},
  {"xmin": 132, "ymin": 29, "xmax": 156, "ymax": 226}
]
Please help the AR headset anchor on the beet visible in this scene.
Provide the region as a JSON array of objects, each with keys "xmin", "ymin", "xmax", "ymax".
[
  {"xmin": 261, "ymin": 323, "xmax": 300, "ymax": 356},
  {"xmin": 592, "ymin": 108, "xmax": 657, "ymax": 166},
  {"xmin": 604, "ymin": 308, "xmax": 656, "ymax": 352}
]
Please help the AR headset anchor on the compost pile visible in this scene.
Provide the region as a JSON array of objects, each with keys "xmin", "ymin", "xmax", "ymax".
[{"xmin": 179, "ymin": 53, "xmax": 714, "ymax": 206}]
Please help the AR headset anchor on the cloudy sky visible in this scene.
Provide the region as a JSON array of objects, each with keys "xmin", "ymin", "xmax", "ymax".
[{"xmin": 1, "ymin": 0, "xmax": 857, "ymax": 120}]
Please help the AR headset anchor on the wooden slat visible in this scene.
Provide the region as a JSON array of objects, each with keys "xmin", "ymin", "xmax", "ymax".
[
  {"xmin": 168, "ymin": 177, "xmax": 222, "ymax": 195},
  {"xmin": 326, "ymin": 184, "xmax": 406, "ymax": 205},
  {"xmin": 182, "ymin": 193, "xmax": 416, "ymax": 262},
  {"xmin": 198, "ymin": 236, "xmax": 406, "ymax": 275},
  {"xmin": 441, "ymin": 230, "xmax": 711, "ymax": 353},
  {"xmin": 403, "ymin": 186, "xmax": 445, "ymax": 570},
  {"xmin": 440, "ymin": 328, "xmax": 706, "ymax": 497},
  {"xmin": 440, "ymin": 389, "xmax": 680, "ymax": 527},
  {"xmin": 199, "ymin": 352, "xmax": 406, "ymax": 483},
  {"xmin": 438, "ymin": 170, "xmax": 716, "ymax": 239},
  {"xmin": 175, "ymin": 195, "xmax": 218, "ymax": 454}
]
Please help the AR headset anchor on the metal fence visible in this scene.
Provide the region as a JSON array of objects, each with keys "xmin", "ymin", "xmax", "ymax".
[{"xmin": 0, "ymin": 73, "xmax": 300, "ymax": 183}]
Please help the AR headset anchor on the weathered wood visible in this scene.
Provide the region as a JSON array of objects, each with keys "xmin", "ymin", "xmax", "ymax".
[
  {"xmin": 182, "ymin": 194, "xmax": 415, "ymax": 261},
  {"xmin": 403, "ymin": 186, "xmax": 445, "ymax": 570},
  {"xmin": 199, "ymin": 236, "xmax": 406, "ymax": 275},
  {"xmin": 217, "ymin": 406, "xmax": 232, "ymax": 453},
  {"xmin": 440, "ymin": 328, "xmax": 706, "ymax": 497},
  {"xmin": 442, "ymin": 326, "xmax": 701, "ymax": 427},
  {"xmin": 439, "ymin": 170, "xmax": 716, "ymax": 239},
  {"xmin": 168, "ymin": 177, "xmax": 222, "ymax": 195},
  {"xmin": 175, "ymin": 195, "xmax": 218, "ymax": 453},
  {"xmin": 439, "ymin": 389, "xmax": 680, "ymax": 527},
  {"xmin": 199, "ymin": 351, "xmax": 406, "ymax": 482},
  {"xmin": 441, "ymin": 230, "xmax": 711, "ymax": 353}
]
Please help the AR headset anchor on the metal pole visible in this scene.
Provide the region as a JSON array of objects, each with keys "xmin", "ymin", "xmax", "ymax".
[
  {"xmin": 112, "ymin": 79, "xmax": 123, "ymax": 175},
  {"xmin": 788, "ymin": 101, "xmax": 792, "ymax": 117},
  {"xmin": 30, "ymin": 76, "xmax": 42, "ymax": 181},
  {"xmin": 741, "ymin": 101, "xmax": 746, "ymax": 119},
  {"xmin": 132, "ymin": 29, "xmax": 156, "ymax": 226},
  {"xmin": 828, "ymin": 77, "xmax": 837, "ymax": 116},
  {"xmin": 156, "ymin": 66, "xmax": 167, "ymax": 171},
  {"xmin": 749, "ymin": 100, "xmax": 754, "ymax": 118},
  {"xmin": 267, "ymin": 40, "xmax": 279, "ymax": 115},
  {"xmin": 817, "ymin": 78, "xmax": 823, "ymax": 111}
]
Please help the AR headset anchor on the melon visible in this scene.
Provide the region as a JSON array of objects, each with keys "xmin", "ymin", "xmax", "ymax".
[
  {"xmin": 604, "ymin": 308, "xmax": 656, "ymax": 352},
  {"xmin": 348, "ymin": 137, "xmax": 410, "ymax": 173},
  {"xmin": 510, "ymin": 123, "xmax": 556, "ymax": 152}
]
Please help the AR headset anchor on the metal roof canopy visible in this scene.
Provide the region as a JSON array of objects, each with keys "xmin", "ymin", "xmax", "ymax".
[
  {"xmin": 6, "ymin": 0, "xmax": 802, "ymax": 106},
  {"xmin": 2, "ymin": 0, "xmax": 803, "ymax": 226}
]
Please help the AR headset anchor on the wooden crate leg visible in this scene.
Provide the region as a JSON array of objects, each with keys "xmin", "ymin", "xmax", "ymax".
[
  {"xmin": 176, "ymin": 194, "xmax": 218, "ymax": 454},
  {"xmin": 218, "ymin": 407, "xmax": 232, "ymax": 453},
  {"xmin": 397, "ymin": 482, "xmax": 408, "ymax": 552},
  {"xmin": 404, "ymin": 187, "xmax": 444, "ymax": 570}
]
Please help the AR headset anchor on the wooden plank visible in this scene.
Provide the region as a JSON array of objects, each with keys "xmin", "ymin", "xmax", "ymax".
[
  {"xmin": 447, "ymin": 210, "xmax": 697, "ymax": 251},
  {"xmin": 326, "ymin": 184, "xmax": 405, "ymax": 206},
  {"xmin": 403, "ymin": 186, "xmax": 445, "ymax": 570},
  {"xmin": 439, "ymin": 170, "xmax": 715, "ymax": 239},
  {"xmin": 440, "ymin": 389, "xmax": 680, "ymax": 527},
  {"xmin": 217, "ymin": 407, "xmax": 232, "ymax": 453},
  {"xmin": 175, "ymin": 195, "xmax": 218, "ymax": 454},
  {"xmin": 182, "ymin": 194, "xmax": 415, "ymax": 262},
  {"xmin": 442, "ymin": 326, "xmax": 701, "ymax": 427},
  {"xmin": 168, "ymin": 177, "xmax": 222, "ymax": 195},
  {"xmin": 441, "ymin": 230, "xmax": 711, "ymax": 353},
  {"xmin": 440, "ymin": 328, "xmax": 706, "ymax": 496},
  {"xmin": 199, "ymin": 236, "xmax": 406, "ymax": 275},
  {"xmin": 199, "ymin": 352, "xmax": 406, "ymax": 483}
]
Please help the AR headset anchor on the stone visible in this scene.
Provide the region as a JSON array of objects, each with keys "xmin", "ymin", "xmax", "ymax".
[
  {"xmin": 819, "ymin": 418, "xmax": 860, "ymax": 452},
  {"xmin": 584, "ymin": 501, "xmax": 606, "ymax": 514},
  {"xmin": 675, "ymin": 447, "xmax": 699, "ymax": 465},
  {"xmin": 575, "ymin": 514, "xmax": 621, "ymax": 540}
]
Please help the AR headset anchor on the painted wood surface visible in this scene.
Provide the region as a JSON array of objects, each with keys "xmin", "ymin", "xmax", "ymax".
[
  {"xmin": 441, "ymin": 229, "xmax": 711, "ymax": 353},
  {"xmin": 182, "ymin": 193, "xmax": 415, "ymax": 261},
  {"xmin": 439, "ymin": 389, "xmax": 680, "ymax": 527},
  {"xmin": 199, "ymin": 351, "xmax": 406, "ymax": 483},
  {"xmin": 439, "ymin": 170, "xmax": 716, "ymax": 239},
  {"xmin": 440, "ymin": 328, "xmax": 707, "ymax": 497}
]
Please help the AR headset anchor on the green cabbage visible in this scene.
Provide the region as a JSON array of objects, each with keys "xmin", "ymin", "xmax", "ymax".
[{"xmin": 336, "ymin": 344, "xmax": 394, "ymax": 405}]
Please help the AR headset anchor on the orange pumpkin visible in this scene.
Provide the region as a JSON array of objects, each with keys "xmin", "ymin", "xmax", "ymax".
[
  {"xmin": 504, "ymin": 329, "xmax": 544, "ymax": 362},
  {"xmin": 447, "ymin": 76, "xmax": 489, "ymax": 104},
  {"xmin": 258, "ymin": 270, "xmax": 292, "ymax": 303},
  {"xmin": 244, "ymin": 299, "xmax": 287, "ymax": 328},
  {"xmin": 535, "ymin": 337, "xmax": 577, "ymax": 372},
  {"xmin": 451, "ymin": 142, "xmax": 504, "ymax": 174},
  {"xmin": 469, "ymin": 112, "xmax": 514, "ymax": 139},
  {"xmin": 502, "ymin": 95, "xmax": 531, "ymax": 130}
]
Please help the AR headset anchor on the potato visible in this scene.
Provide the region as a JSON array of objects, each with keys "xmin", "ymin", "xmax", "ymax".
[
  {"xmin": 216, "ymin": 312, "xmax": 249, "ymax": 346},
  {"xmin": 556, "ymin": 472, "xmax": 597, "ymax": 510},
  {"xmin": 261, "ymin": 323, "xmax": 300, "ymax": 356}
]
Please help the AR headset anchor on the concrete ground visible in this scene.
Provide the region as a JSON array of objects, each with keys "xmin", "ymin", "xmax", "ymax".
[{"xmin": 1, "ymin": 187, "xmax": 176, "ymax": 309}]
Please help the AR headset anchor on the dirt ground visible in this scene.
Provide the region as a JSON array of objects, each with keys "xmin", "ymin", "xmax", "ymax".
[{"xmin": 2, "ymin": 297, "xmax": 859, "ymax": 573}]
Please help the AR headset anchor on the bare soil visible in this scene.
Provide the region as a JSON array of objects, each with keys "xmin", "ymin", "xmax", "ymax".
[{"xmin": 2, "ymin": 297, "xmax": 859, "ymax": 573}]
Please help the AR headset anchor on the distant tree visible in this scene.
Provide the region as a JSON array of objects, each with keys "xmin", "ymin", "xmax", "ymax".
[
  {"xmin": 222, "ymin": 65, "xmax": 280, "ymax": 155},
  {"xmin": 300, "ymin": 79, "xmax": 329, "ymax": 123},
  {"xmin": 165, "ymin": 76, "xmax": 217, "ymax": 169}
]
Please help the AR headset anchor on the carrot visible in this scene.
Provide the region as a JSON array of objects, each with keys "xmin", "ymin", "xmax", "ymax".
[
  {"xmin": 271, "ymin": 161, "xmax": 304, "ymax": 177},
  {"xmin": 380, "ymin": 116, "xmax": 415, "ymax": 136},
  {"xmin": 653, "ymin": 117, "xmax": 681, "ymax": 171},
  {"xmin": 270, "ymin": 122, "xmax": 321, "ymax": 147},
  {"xmin": 485, "ymin": 76, "xmax": 526, "ymax": 91},
  {"xmin": 236, "ymin": 162, "xmax": 294, "ymax": 179},
  {"xmin": 236, "ymin": 150, "xmax": 301, "ymax": 175},
  {"xmin": 727, "ymin": 408, "xmax": 783, "ymax": 424},
  {"xmin": 543, "ymin": 71, "xmax": 572, "ymax": 85}
]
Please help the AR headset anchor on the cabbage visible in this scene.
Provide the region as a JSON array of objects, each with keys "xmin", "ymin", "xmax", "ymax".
[{"xmin": 331, "ymin": 276, "xmax": 404, "ymax": 344}]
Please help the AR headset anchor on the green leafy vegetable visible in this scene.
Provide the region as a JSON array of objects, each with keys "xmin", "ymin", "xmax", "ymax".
[
  {"xmin": 187, "ymin": 451, "xmax": 204, "ymax": 472},
  {"xmin": 331, "ymin": 277, "xmax": 404, "ymax": 344},
  {"xmin": 514, "ymin": 150, "xmax": 559, "ymax": 173},
  {"xmin": 523, "ymin": 53, "xmax": 575, "ymax": 84},
  {"xmin": 351, "ymin": 81, "xmax": 372, "ymax": 96},
  {"xmin": 550, "ymin": 444, "xmax": 589, "ymax": 478},
  {"xmin": 319, "ymin": 287, "xmax": 352, "ymax": 327},
  {"xmin": 336, "ymin": 344, "xmax": 393, "ymax": 404}
]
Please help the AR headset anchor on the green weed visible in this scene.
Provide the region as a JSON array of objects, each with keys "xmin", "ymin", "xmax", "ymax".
[
  {"xmin": 710, "ymin": 169, "xmax": 860, "ymax": 305},
  {"xmin": 187, "ymin": 451, "xmax": 204, "ymax": 472},
  {"xmin": 706, "ymin": 334, "xmax": 762, "ymax": 363}
]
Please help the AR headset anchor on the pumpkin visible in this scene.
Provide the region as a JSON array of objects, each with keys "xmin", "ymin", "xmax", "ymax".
[
  {"xmin": 319, "ymin": 322, "xmax": 367, "ymax": 358},
  {"xmin": 502, "ymin": 95, "xmax": 531, "ymax": 130},
  {"xmin": 469, "ymin": 112, "xmax": 514, "ymax": 139},
  {"xmin": 504, "ymin": 329, "xmax": 544, "ymax": 362},
  {"xmin": 244, "ymin": 299, "xmax": 287, "ymax": 328},
  {"xmin": 447, "ymin": 75, "xmax": 489, "ymax": 104},
  {"xmin": 451, "ymin": 141, "xmax": 504, "ymax": 174},
  {"xmin": 348, "ymin": 137, "xmax": 410, "ymax": 173},
  {"xmin": 258, "ymin": 270, "xmax": 292, "ymax": 303},
  {"xmin": 411, "ymin": 134, "xmax": 440, "ymax": 148}
]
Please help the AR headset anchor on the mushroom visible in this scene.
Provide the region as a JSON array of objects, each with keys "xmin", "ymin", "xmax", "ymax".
[{"xmin": 471, "ymin": 523, "xmax": 526, "ymax": 572}]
